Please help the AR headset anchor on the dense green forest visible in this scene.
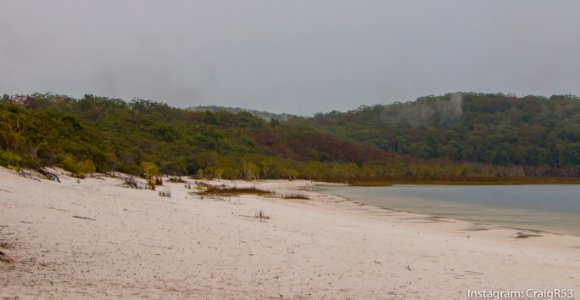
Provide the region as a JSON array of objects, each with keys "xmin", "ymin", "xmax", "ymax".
[
  {"xmin": 1, "ymin": 92, "xmax": 580, "ymax": 183},
  {"xmin": 307, "ymin": 93, "xmax": 580, "ymax": 177}
]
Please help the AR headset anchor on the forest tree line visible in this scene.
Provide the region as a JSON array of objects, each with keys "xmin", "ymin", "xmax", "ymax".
[{"xmin": 2, "ymin": 92, "xmax": 580, "ymax": 183}]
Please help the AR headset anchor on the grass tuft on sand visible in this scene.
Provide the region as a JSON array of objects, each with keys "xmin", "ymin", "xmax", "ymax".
[
  {"xmin": 281, "ymin": 193, "xmax": 310, "ymax": 200},
  {"xmin": 196, "ymin": 183, "xmax": 273, "ymax": 197}
]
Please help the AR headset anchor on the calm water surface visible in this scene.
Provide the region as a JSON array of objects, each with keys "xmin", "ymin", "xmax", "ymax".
[{"xmin": 314, "ymin": 185, "xmax": 580, "ymax": 236}]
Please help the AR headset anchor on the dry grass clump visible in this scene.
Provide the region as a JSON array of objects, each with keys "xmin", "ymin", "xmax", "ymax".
[
  {"xmin": 168, "ymin": 177, "xmax": 186, "ymax": 183},
  {"xmin": 514, "ymin": 232, "xmax": 542, "ymax": 239},
  {"xmin": 148, "ymin": 176, "xmax": 163, "ymax": 190},
  {"xmin": 0, "ymin": 242, "xmax": 13, "ymax": 263},
  {"xmin": 196, "ymin": 183, "xmax": 273, "ymax": 197},
  {"xmin": 281, "ymin": 193, "xmax": 310, "ymax": 200},
  {"xmin": 158, "ymin": 188, "xmax": 172, "ymax": 198},
  {"xmin": 255, "ymin": 210, "xmax": 270, "ymax": 220},
  {"xmin": 0, "ymin": 252, "xmax": 11, "ymax": 263}
]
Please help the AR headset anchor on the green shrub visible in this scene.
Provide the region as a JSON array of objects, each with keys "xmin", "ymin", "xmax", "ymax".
[
  {"xmin": 140, "ymin": 161, "xmax": 159, "ymax": 179},
  {"xmin": 76, "ymin": 160, "xmax": 96, "ymax": 175},
  {"xmin": 61, "ymin": 153, "xmax": 96, "ymax": 177},
  {"xmin": 0, "ymin": 149, "xmax": 22, "ymax": 167}
]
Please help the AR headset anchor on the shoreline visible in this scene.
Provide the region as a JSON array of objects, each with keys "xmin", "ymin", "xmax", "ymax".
[
  {"xmin": 329, "ymin": 193, "xmax": 575, "ymax": 238},
  {"xmin": 313, "ymin": 183, "xmax": 580, "ymax": 238},
  {"xmin": 311, "ymin": 184, "xmax": 579, "ymax": 243},
  {"xmin": 1, "ymin": 167, "xmax": 579, "ymax": 299},
  {"xmin": 346, "ymin": 178, "xmax": 580, "ymax": 186}
]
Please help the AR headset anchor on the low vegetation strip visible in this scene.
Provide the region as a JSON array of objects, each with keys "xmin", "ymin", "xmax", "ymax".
[
  {"xmin": 281, "ymin": 193, "xmax": 310, "ymax": 200},
  {"xmin": 195, "ymin": 184, "xmax": 273, "ymax": 197}
]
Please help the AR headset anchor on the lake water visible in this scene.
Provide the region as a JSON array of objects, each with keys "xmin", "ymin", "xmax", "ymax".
[{"xmin": 314, "ymin": 185, "xmax": 580, "ymax": 236}]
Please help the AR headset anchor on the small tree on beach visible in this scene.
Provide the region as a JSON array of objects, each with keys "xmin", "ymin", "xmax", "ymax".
[
  {"xmin": 140, "ymin": 161, "xmax": 160, "ymax": 190},
  {"xmin": 140, "ymin": 161, "xmax": 159, "ymax": 180}
]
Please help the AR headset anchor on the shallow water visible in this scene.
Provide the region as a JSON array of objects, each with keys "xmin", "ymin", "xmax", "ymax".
[{"xmin": 314, "ymin": 185, "xmax": 580, "ymax": 236}]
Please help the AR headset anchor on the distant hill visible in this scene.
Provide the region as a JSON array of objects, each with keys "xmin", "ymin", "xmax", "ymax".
[{"xmin": 308, "ymin": 92, "xmax": 580, "ymax": 173}]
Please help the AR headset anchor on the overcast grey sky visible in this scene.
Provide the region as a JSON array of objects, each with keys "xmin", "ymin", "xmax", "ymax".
[{"xmin": 2, "ymin": 1, "xmax": 580, "ymax": 115}]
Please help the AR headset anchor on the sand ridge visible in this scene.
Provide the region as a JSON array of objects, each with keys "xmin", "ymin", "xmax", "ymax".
[{"xmin": 1, "ymin": 167, "xmax": 579, "ymax": 299}]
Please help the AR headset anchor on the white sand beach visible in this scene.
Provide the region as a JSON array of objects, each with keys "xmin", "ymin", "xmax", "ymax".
[{"xmin": 1, "ymin": 167, "xmax": 579, "ymax": 299}]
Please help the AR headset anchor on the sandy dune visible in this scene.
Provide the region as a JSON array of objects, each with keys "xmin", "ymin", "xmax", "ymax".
[{"xmin": 1, "ymin": 167, "xmax": 579, "ymax": 299}]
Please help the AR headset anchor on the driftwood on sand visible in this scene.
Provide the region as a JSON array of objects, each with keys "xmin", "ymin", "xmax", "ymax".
[{"xmin": 38, "ymin": 168, "xmax": 61, "ymax": 183}]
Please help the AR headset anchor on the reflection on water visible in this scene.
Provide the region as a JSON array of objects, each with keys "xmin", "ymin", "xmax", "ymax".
[{"xmin": 314, "ymin": 185, "xmax": 580, "ymax": 236}]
